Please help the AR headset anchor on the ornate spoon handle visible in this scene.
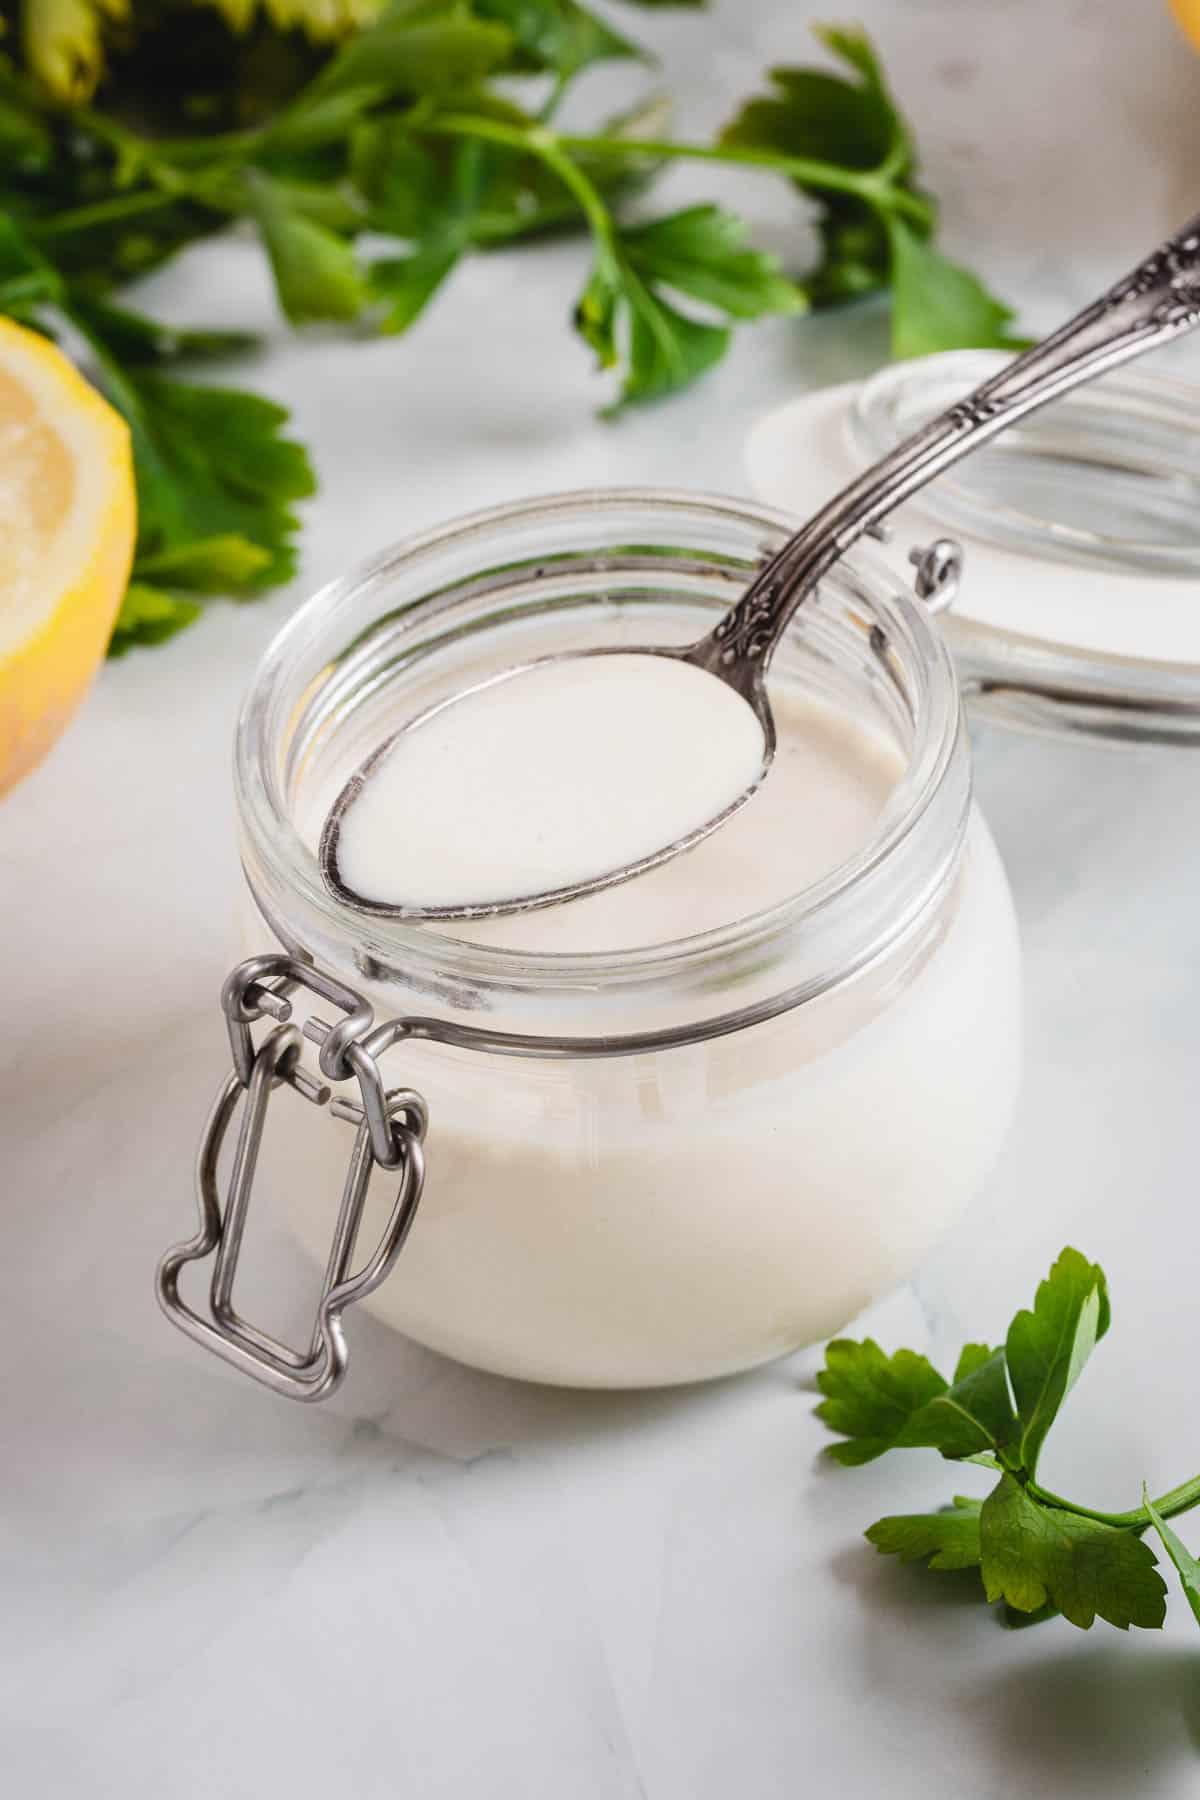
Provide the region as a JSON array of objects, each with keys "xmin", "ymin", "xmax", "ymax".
[{"xmin": 698, "ymin": 214, "xmax": 1200, "ymax": 679}]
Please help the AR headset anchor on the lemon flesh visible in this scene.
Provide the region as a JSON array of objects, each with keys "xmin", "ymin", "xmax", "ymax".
[
  {"xmin": 0, "ymin": 317, "xmax": 136, "ymax": 797},
  {"xmin": 1171, "ymin": 0, "xmax": 1200, "ymax": 47}
]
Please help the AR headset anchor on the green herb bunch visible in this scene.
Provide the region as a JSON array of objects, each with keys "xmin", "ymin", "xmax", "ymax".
[
  {"xmin": 0, "ymin": 0, "xmax": 1021, "ymax": 651},
  {"xmin": 819, "ymin": 1248, "xmax": 1200, "ymax": 1634}
]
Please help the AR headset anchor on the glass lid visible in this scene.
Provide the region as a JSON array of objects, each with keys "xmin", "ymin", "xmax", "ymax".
[
  {"xmin": 852, "ymin": 350, "xmax": 1200, "ymax": 577},
  {"xmin": 744, "ymin": 349, "xmax": 1200, "ymax": 745}
]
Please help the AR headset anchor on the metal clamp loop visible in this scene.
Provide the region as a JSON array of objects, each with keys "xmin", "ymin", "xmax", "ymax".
[
  {"xmin": 157, "ymin": 962, "xmax": 429, "ymax": 1402},
  {"xmin": 219, "ymin": 953, "xmax": 403, "ymax": 1168}
]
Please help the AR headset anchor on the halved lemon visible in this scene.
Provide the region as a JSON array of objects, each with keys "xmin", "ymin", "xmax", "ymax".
[
  {"xmin": 0, "ymin": 316, "xmax": 136, "ymax": 797},
  {"xmin": 1172, "ymin": 0, "xmax": 1200, "ymax": 47}
]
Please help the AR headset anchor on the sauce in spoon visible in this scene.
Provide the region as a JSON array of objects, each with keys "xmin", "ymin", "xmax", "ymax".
[{"xmin": 326, "ymin": 651, "xmax": 767, "ymax": 917}]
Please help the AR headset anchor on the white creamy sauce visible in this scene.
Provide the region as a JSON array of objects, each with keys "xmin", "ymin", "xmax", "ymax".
[
  {"xmin": 260, "ymin": 660, "xmax": 1022, "ymax": 1387},
  {"xmin": 449, "ymin": 684, "xmax": 901, "ymax": 952},
  {"xmin": 331, "ymin": 652, "xmax": 768, "ymax": 913}
]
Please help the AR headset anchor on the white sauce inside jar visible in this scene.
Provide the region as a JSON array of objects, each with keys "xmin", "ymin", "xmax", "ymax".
[{"xmin": 255, "ymin": 660, "xmax": 1021, "ymax": 1388}]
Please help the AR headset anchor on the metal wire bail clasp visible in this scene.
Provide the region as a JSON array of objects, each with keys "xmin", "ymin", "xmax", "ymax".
[{"xmin": 156, "ymin": 955, "xmax": 427, "ymax": 1402}]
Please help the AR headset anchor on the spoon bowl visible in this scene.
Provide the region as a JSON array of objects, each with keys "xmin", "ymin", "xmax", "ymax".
[{"xmin": 320, "ymin": 644, "xmax": 775, "ymax": 920}]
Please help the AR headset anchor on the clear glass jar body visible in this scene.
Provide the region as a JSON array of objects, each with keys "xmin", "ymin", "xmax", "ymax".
[{"xmin": 236, "ymin": 492, "xmax": 1022, "ymax": 1387}]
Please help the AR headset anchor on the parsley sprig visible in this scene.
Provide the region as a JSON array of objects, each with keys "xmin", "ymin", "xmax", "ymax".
[
  {"xmin": 1, "ymin": 1, "xmax": 1021, "ymax": 649},
  {"xmin": 819, "ymin": 1248, "xmax": 1200, "ymax": 1634}
]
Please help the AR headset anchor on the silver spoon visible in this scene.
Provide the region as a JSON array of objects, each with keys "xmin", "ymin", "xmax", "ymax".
[{"xmin": 322, "ymin": 214, "xmax": 1200, "ymax": 921}]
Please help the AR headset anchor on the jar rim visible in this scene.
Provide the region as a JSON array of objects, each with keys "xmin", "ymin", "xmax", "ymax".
[{"xmin": 236, "ymin": 488, "xmax": 969, "ymax": 1032}]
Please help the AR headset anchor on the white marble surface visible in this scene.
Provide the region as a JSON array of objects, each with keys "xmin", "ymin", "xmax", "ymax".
[{"xmin": 5, "ymin": 2, "xmax": 1200, "ymax": 1792}]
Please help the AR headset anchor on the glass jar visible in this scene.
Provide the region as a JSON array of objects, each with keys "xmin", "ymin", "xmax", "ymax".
[{"xmin": 217, "ymin": 491, "xmax": 1021, "ymax": 1391}]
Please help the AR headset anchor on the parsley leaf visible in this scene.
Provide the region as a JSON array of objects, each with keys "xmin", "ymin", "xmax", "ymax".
[
  {"xmin": 247, "ymin": 172, "xmax": 368, "ymax": 323},
  {"xmin": 721, "ymin": 27, "xmax": 909, "ymax": 173},
  {"xmin": 310, "ymin": 3, "xmax": 515, "ymax": 102},
  {"xmin": 41, "ymin": 292, "xmax": 309, "ymax": 644},
  {"xmin": 575, "ymin": 204, "xmax": 803, "ymax": 407},
  {"xmin": 888, "ymin": 219, "xmax": 1022, "ymax": 359},
  {"xmin": 67, "ymin": 296, "xmax": 258, "ymax": 365},
  {"xmin": 123, "ymin": 375, "xmax": 314, "ymax": 589},
  {"xmin": 261, "ymin": 89, "xmax": 384, "ymax": 158},
  {"xmin": 350, "ymin": 119, "xmax": 446, "ymax": 238},
  {"xmin": 358, "ymin": 135, "xmax": 493, "ymax": 331},
  {"xmin": 718, "ymin": 27, "xmax": 1019, "ymax": 357},
  {"xmin": 820, "ymin": 1247, "xmax": 1200, "ymax": 1642},
  {"xmin": 96, "ymin": 372, "xmax": 313, "ymax": 650},
  {"xmin": 132, "ymin": 535, "xmax": 273, "ymax": 588},
  {"xmin": 865, "ymin": 1496, "xmax": 983, "ymax": 1571},
  {"xmin": 474, "ymin": 0, "xmax": 641, "ymax": 79},
  {"xmin": 107, "ymin": 582, "xmax": 202, "ymax": 657},
  {"xmin": 0, "ymin": 90, "xmax": 51, "ymax": 174},
  {"xmin": 79, "ymin": 329, "xmax": 314, "ymax": 599},
  {"xmin": 720, "ymin": 23, "xmax": 927, "ymax": 326},
  {"xmin": 899, "ymin": 1344, "xmax": 1017, "ymax": 1462},
  {"xmin": 1144, "ymin": 1490, "xmax": 1200, "ymax": 1627},
  {"xmin": 817, "ymin": 1336, "xmax": 1017, "ymax": 1465},
  {"xmin": 1005, "ymin": 1246, "xmax": 1110, "ymax": 1479},
  {"xmin": 979, "ymin": 1475, "xmax": 1167, "ymax": 1631},
  {"xmin": 804, "ymin": 201, "xmax": 893, "ymax": 307},
  {"xmin": 370, "ymin": 239, "xmax": 463, "ymax": 330},
  {"xmin": 814, "ymin": 1338, "xmax": 949, "ymax": 1465},
  {"xmin": 0, "ymin": 211, "xmax": 60, "ymax": 298},
  {"xmin": 577, "ymin": 253, "xmax": 726, "ymax": 406},
  {"xmin": 622, "ymin": 206, "xmax": 805, "ymax": 319}
]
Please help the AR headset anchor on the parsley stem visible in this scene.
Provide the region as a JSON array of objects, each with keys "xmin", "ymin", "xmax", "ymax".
[
  {"xmin": 553, "ymin": 130, "xmax": 931, "ymax": 224},
  {"xmin": 539, "ymin": 71, "xmax": 573, "ymax": 124},
  {"xmin": 533, "ymin": 139, "xmax": 620, "ymax": 256},
  {"xmin": 422, "ymin": 116, "xmax": 619, "ymax": 257},
  {"xmin": 29, "ymin": 188, "xmax": 180, "ymax": 238},
  {"xmin": 64, "ymin": 300, "xmax": 144, "ymax": 421},
  {"xmin": 142, "ymin": 127, "xmax": 263, "ymax": 166},
  {"xmin": 1026, "ymin": 1473, "xmax": 1200, "ymax": 1530},
  {"xmin": 424, "ymin": 114, "xmax": 929, "ymax": 228}
]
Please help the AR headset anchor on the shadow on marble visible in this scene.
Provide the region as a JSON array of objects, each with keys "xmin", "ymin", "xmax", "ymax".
[
  {"xmin": 830, "ymin": 1539, "xmax": 990, "ymax": 1619},
  {"xmin": 828, "ymin": 1537, "xmax": 1200, "ymax": 1791},
  {"xmin": 330, "ymin": 1295, "xmax": 826, "ymax": 1465},
  {"xmin": 966, "ymin": 1646, "xmax": 1200, "ymax": 1786}
]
